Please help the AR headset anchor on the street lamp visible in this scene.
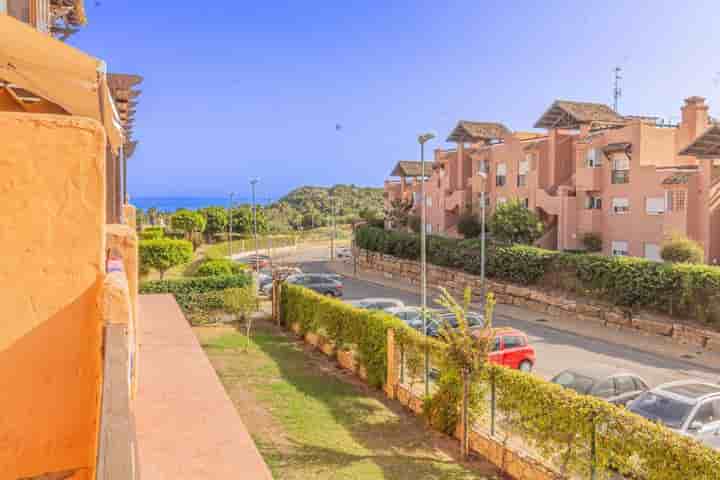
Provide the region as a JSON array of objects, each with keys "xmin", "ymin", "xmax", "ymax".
[
  {"xmin": 418, "ymin": 131, "xmax": 435, "ymax": 397},
  {"xmin": 228, "ymin": 192, "xmax": 235, "ymax": 258},
  {"xmin": 477, "ymin": 172, "xmax": 488, "ymax": 308},
  {"xmin": 250, "ymin": 178, "xmax": 260, "ymax": 272}
]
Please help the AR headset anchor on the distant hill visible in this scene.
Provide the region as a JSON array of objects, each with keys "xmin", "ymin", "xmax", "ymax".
[{"xmin": 267, "ymin": 184, "xmax": 383, "ymax": 229}]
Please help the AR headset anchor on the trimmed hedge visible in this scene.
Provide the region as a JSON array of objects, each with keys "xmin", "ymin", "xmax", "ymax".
[
  {"xmin": 356, "ymin": 225, "xmax": 720, "ymax": 324},
  {"xmin": 282, "ymin": 281, "xmax": 720, "ymax": 479},
  {"xmin": 139, "ymin": 227, "xmax": 165, "ymax": 240},
  {"xmin": 280, "ymin": 283, "xmax": 439, "ymax": 387},
  {"xmin": 140, "ymin": 274, "xmax": 251, "ymax": 324},
  {"xmin": 194, "ymin": 258, "xmax": 248, "ymax": 277}
]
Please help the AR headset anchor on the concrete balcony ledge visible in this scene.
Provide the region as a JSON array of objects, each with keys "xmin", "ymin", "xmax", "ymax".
[{"xmin": 135, "ymin": 294, "xmax": 272, "ymax": 479}]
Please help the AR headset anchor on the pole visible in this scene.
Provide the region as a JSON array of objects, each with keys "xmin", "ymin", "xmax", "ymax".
[
  {"xmin": 481, "ymin": 189, "xmax": 486, "ymax": 307},
  {"xmin": 330, "ymin": 196, "xmax": 337, "ymax": 261},
  {"xmin": 228, "ymin": 192, "xmax": 234, "ymax": 258},
  {"xmin": 251, "ymin": 179, "xmax": 259, "ymax": 271},
  {"xmin": 420, "ymin": 139, "xmax": 429, "ymax": 397}
]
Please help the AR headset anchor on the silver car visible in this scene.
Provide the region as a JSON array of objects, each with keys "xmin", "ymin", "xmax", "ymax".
[
  {"xmin": 348, "ymin": 298, "xmax": 405, "ymax": 311},
  {"xmin": 628, "ymin": 380, "xmax": 720, "ymax": 449}
]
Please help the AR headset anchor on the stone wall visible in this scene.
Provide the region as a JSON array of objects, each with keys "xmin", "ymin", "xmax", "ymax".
[{"xmin": 355, "ymin": 249, "xmax": 720, "ymax": 352}]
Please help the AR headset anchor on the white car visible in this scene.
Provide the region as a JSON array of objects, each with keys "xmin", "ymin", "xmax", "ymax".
[
  {"xmin": 348, "ymin": 298, "xmax": 405, "ymax": 311},
  {"xmin": 628, "ymin": 380, "xmax": 720, "ymax": 449}
]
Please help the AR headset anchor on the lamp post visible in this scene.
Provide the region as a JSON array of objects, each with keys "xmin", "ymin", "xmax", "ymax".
[
  {"xmin": 250, "ymin": 179, "xmax": 259, "ymax": 272},
  {"xmin": 330, "ymin": 195, "xmax": 337, "ymax": 261},
  {"xmin": 478, "ymin": 172, "xmax": 488, "ymax": 307},
  {"xmin": 418, "ymin": 131, "xmax": 435, "ymax": 397},
  {"xmin": 228, "ymin": 192, "xmax": 235, "ymax": 258}
]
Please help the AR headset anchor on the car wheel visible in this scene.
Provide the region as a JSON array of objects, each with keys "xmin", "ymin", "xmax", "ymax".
[{"xmin": 519, "ymin": 360, "xmax": 533, "ymax": 373}]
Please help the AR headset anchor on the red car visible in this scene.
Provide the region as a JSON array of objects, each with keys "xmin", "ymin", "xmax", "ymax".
[{"xmin": 487, "ymin": 328, "xmax": 535, "ymax": 372}]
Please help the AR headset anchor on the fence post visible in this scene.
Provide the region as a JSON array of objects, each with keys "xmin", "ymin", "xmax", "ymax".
[
  {"xmin": 590, "ymin": 417, "xmax": 597, "ymax": 480},
  {"xmin": 385, "ymin": 329, "xmax": 398, "ymax": 399},
  {"xmin": 490, "ymin": 369, "xmax": 496, "ymax": 437},
  {"xmin": 400, "ymin": 345, "xmax": 405, "ymax": 384}
]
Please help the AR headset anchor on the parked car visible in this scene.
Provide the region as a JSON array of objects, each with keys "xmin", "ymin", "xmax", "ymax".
[
  {"xmin": 317, "ymin": 272, "xmax": 343, "ymax": 282},
  {"xmin": 348, "ymin": 298, "xmax": 405, "ymax": 311},
  {"xmin": 487, "ymin": 327, "xmax": 536, "ymax": 372},
  {"xmin": 286, "ymin": 274, "xmax": 343, "ymax": 297},
  {"xmin": 426, "ymin": 311, "xmax": 485, "ymax": 337},
  {"xmin": 336, "ymin": 247, "xmax": 352, "ymax": 259},
  {"xmin": 256, "ymin": 273, "xmax": 272, "ymax": 292},
  {"xmin": 237, "ymin": 254, "xmax": 270, "ymax": 270},
  {"xmin": 551, "ymin": 365, "xmax": 649, "ymax": 405},
  {"xmin": 628, "ymin": 380, "xmax": 720, "ymax": 449},
  {"xmin": 385, "ymin": 306, "xmax": 424, "ymax": 328}
]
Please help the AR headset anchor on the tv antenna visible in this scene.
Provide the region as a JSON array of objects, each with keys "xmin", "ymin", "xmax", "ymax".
[{"xmin": 613, "ymin": 66, "xmax": 622, "ymax": 113}]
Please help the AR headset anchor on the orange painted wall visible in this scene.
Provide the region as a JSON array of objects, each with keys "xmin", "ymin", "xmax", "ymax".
[{"xmin": 0, "ymin": 113, "xmax": 106, "ymax": 479}]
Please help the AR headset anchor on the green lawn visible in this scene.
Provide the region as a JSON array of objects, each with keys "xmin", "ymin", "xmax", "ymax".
[{"xmin": 198, "ymin": 322, "xmax": 502, "ymax": 480}]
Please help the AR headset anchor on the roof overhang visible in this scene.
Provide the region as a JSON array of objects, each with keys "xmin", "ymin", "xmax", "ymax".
[
  {"xmin": 390, "ymin": 161, "xmax": 424, "ymax": 177},
  {"xmin": 534, "ymin": 102, "xmax": 580, "ymax": 129},
  {"xmin": 446, "ymin": 121, "xmax": 510, "ymax": 143},
  {"xmin": 679, "ymin": 125, "xmax": 720, "ymax": 158}
]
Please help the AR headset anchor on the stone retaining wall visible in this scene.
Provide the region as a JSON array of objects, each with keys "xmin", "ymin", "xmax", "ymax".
[{"xmin": 355, "ymin": 249, "xmax": 719, "ymax": 352}]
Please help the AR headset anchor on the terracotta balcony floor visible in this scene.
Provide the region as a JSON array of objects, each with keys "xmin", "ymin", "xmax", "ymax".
[{"xmin": 135, "ymin": 294, "xmax": 272, "ymax": 479}]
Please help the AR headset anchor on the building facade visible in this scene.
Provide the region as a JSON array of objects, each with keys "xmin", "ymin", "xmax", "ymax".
[{"xmin": 383, "ymin": 97, "xmax": 720, "ymax": 264}]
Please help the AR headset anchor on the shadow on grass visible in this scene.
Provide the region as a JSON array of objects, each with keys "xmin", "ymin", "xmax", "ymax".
[{"xmin": 204, "ymin": 321, "xmax": 504, "ymax": 480}]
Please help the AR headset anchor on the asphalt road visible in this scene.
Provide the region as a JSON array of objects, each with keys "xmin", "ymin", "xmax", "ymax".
[{"xmin": 290, "ymin": 256, "xmax": 720, "ymax": 388}]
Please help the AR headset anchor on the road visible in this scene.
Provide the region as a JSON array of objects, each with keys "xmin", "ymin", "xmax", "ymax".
[{"xmin": 275, "ymin": 246, "xmax": 720, "ymax": 387}]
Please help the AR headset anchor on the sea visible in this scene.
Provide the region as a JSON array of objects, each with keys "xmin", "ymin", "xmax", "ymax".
[{"xmin": 131, "ymin": 196, "xmax": 274, "ymax": 213}]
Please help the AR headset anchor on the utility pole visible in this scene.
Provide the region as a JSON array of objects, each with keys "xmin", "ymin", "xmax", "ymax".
[
  {"xmin": 330, "ymin": 195, "xmax": 337, "ymax": 261},
  {"xmin": 228, "ymin": 192, "xmax": 235, "ymax": 258},
  {"xmin": 251, "ymin": 179, "xmax": 259, "ymax": 272},
  {"xmin": 613, "ymin": 66, "xmax": 622, "ymax": 113}
]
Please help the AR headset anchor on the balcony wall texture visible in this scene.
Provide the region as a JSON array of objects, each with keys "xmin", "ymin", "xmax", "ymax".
[{"xmin": 0, "ymin": 113, "xmax": 107, "ymax": 479}]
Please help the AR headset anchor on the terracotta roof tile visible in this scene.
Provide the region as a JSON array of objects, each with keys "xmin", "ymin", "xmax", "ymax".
[
  {"xmin": 390, "ymin": 161, "xmax": 425, "ymax": 177},
  {"xmin": 447, "ymin": 121, "xmax": 510, "ymax": 143},
  {"xmin": 535, "ymin": 100, "xmax": 624, "ymax": 129}
]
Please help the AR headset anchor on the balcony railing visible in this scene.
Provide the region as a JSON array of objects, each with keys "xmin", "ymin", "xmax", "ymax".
[{"xmin": 611, "ymin": 170, "xmax": 630, "ymax": 184}]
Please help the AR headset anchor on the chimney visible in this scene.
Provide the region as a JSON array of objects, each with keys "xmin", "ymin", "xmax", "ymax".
[{"xmin": 681, "ymin": 96, "xmax": 710, "ymax": 142}]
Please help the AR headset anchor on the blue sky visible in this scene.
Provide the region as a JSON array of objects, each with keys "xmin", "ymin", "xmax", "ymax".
[{"xmin": 71, "ymin": 0, "xmax": 720, "ymax": 200}]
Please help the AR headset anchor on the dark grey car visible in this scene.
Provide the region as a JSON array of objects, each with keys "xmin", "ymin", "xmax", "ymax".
[
  {"xmin": 287, "ymin": 274, "xmax": 343, "ymax": 297},
  {"xmin": 551, "ymin": 365, "xmax": 649, "ymax": 406}
]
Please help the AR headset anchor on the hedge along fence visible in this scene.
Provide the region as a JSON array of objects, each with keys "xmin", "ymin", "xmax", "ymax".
[
  {"xmin": 488, "ymin": 363, "xmax": 720, "ymax": 479},
  {"xmin": 280, "ymin": 283, "xmax": 443, "ymax": 388},
  {"xmin": 140, "ymin": 274, "xmax": 252, "ymax": 324},
  {"xmin": 355, "ymin": 225, "xmax": 720, "ymax": 325},
  {"xmin": 281, "ymin": 282, "xmax": 720, "ymax": 479}
]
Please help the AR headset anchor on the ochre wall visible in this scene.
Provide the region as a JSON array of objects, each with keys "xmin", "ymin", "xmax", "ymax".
[{"xmin": 0, "ymin": 113, "xmax": 106, "ymax": 479}]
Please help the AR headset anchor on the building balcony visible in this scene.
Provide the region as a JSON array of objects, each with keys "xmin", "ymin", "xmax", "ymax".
[
  {"xmin": 535, "ymin": 188, "xmax": 562, "ymax": 216},
  {"xmin": 576, "ymin": 167, "xmax": 603, "ymax": 191}
]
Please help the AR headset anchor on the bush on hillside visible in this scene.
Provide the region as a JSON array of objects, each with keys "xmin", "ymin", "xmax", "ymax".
[
  {"xmin": 488, "ymin": 199, "xmax": 544, "ymax": 245},
  {"xmin": 661, "ymin": 233, "xmax": 704, "ymax": 264},
  {"xmin": 457, "ymin": 211, "xmax": 482, "ymax": 238},
  {"xmin": 194, "ymin": 258, "xmax": 248, "ymax": 277}
]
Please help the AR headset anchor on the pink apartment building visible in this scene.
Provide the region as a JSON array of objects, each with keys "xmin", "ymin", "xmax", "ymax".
[{"xmin": 383, "ymin": 97, "xmax": 720, "ymax": 264}]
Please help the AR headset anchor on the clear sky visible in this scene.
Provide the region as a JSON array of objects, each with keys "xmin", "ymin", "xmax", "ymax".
[{"xmin": 71, "ymin": 0, "xmax": 720, "ymax": 200}]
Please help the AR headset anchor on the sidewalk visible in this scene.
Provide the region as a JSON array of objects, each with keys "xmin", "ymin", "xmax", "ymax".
[{"xmin": 327, "ymin": 260, "xmax": 720, "ymax": 373}]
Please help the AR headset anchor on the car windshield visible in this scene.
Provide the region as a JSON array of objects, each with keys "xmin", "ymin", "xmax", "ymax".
[
  {"xmin": 630, "ymin": 392, "xmax": 694, "ymax": 429},
  {"xmin": 553, "ymin": 371, "xmax": 595, "ymax": 395}
]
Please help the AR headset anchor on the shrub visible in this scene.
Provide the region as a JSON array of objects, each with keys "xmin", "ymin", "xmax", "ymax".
[
  {"xmin": 355, "ymin": 225, "xmax": 720, "ymax": 324},
  {"xmin": 488, "ymin": 199, "xmax": 544, "ymax": 245},
  {"xmin": 139, "ymin": 227, "xmax": 165, "ymax": 240},
  {"xmin": 194, "ymin": 258, "xmax": 248, "ymax": 277},
  {"xmin": 407, "ymin": 214, "xmax": 421, "ymax": 233},
  {"xmin": 581, "ymin": 232, "xmax": 602, "ymax": 252},
  {"xmin": 139, "ymin": 239, "xmax": 193, "ymax": 279},
  {"xmin": 661, "ymin": 233, "xmax": 704, "ymax": 264},
  {"xmin": 456, "ymin": 211, "xmax": 482, "ymax": 238},
  {"xmin": 140, "ymin": 274, "xmax": 252, "ymax": 324}
]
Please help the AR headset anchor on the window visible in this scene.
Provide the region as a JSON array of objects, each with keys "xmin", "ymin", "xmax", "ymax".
[
  {"xmin": 611, "ymin": 155, "xmax": 630, "ymax": 184},
  {"xmin": 585, "ymin": 148, "xmax": 602, "ymax": 168},
  {"xmin": 496, "ymin": 163, "xmax": 507, "ymax": 186},
  {"xmin": 615, "ymin": 376, "xmax": 638, "ymax": 395},
  {"xmin": 478, "ymin": 159, "xmax": 489, "ymax": 175},
  {"xmin": 502, "ymin": 336, "xmax": 526, "ymax": 349},
  {"xmin": 667, "ymin": 190, "xmax": 687, "ymax": 212},
  {"xmin": 521, "ymin": 198, "xmax": 529, "ymax": 208},
  {"xmin": 425, "ymin": 223, "xmax": 432, "ymax": 234},
  {"xmin": 612, "ymin": 240, "xmax": 629, "ymax": 256},
  {"xmin": 585, "ymin": 195, "xmax": 602, "ymax": 210},
  {"xmin": 426, "ymin": 196, "xmax": 432, "ymax": 207},
  {"xmin": 644, "ymin": 243, "xmax": 661, "ymax": 261},
  {"xmin": 517, "ymin": 158, "xmax": 529, "ymax": 187},
  {"xmin": 592, "ymin": 379, "xmax": 616, "ymax": 399},
  {"xmin": 690, "ymin": 399, "xmax": 720, "ymax": 428},
  {"xmin": 646, "ymin": 197, "xmax": 665, "ymax": 215},
  {"xmin": 612, "ymin": 197, "xmax": 629, "ymax": 214}
]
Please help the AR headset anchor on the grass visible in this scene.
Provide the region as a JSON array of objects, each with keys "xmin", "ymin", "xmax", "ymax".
[{"xmin": 198, "ymin": 321, "xmax": 502, "ymax": 480}]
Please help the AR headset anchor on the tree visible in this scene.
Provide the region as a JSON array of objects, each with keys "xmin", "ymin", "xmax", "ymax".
[
  {"xmin": 488, "ymin": 199, "xmax": 544, "ymax": 245},
  {"xmin": 171, "ymin": 209, "xmax": 207, "ymax": 244},
  {"xmin": 147, "ymin": 207, "xmax": 159, "ymax": 226},
  {"xmin": 661, "ymin": 233, "xmax": 704, "ymax": 264},
  {"xmin": 231, "ymin": 205, "xmax": 269, "ymax": 235},
  {"xmin": 435, "ymin": 287, "xmax": 495, "ymax": 459},
  {"xmin": 457, "ymin": 211, "xmax": 482, "ymax": 238},
  {"xmin": 223, "ymin": 286, "xmax": 258, "ymax": 350},
  {"xmin": 139, "ymin": 239, "xmax": 193, "ymax": 279},
  {"xmin": 359, "ymin": 206, "xmax": 381, "ymax": 223},
  {"xmin": 199, "ymin": 206, "xmax": 228, "ymax": 241},
  {"xmin": 384, "ymin": 199, "xmax": 413, "ymax": 229}
]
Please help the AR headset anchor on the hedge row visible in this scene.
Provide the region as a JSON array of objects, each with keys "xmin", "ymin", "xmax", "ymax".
[
  {"xmin": 355, "ymin": 225, "xmax": 720, "ymax": 324},
  {"xmin": 194, "ymin": 258, "xmax": 249, "ymax": 277},
  {"xmin": 490, "ymin": 364, "xmax": 720, "ymax": 479},
  {"xmin": 280, "ymin": 283, "xmax": 439, "ymax": 387},
  {"xmin": 281, "ymin": 282, "xmax": 720, "ymax": 479},
  {"xmin": 140, "ymin": 274, "xmax": 251, "ymax": 323}
]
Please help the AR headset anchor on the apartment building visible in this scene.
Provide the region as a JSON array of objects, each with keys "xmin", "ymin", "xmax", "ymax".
[{"xmin": 383, "ymin": 97, "xmax": 720, "ymax": 263}]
